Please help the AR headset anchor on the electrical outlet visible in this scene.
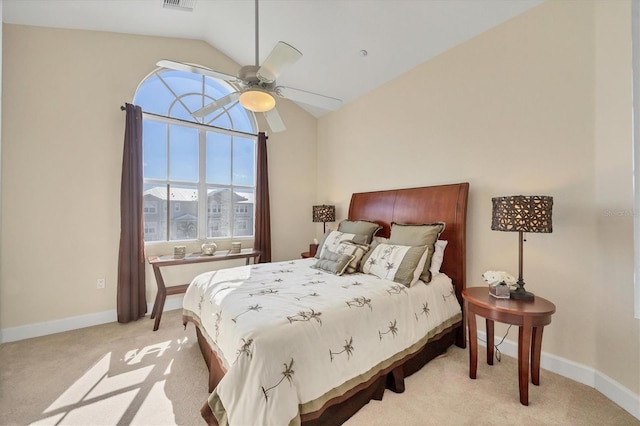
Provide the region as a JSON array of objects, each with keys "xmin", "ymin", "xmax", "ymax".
[{"xmin": 97, "ymin": 278, "xmax": 106, "ymax": 289}]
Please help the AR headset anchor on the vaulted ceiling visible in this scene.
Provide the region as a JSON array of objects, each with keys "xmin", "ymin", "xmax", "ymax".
[{"xmin": 3, "ymin": 0, "xmax": 544, "ymax": 116}]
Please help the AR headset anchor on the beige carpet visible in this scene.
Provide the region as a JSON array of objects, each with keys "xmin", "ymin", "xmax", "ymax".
[{"xmin": 0, "ymin": 309, "xmax": 637, "ymax": 426}]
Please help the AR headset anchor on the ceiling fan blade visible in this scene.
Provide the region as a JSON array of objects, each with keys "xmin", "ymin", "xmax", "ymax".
[
  {"xmin": 157, "ymin": 60, "xmax": 239, "ymax": 82},
  {"xmin": 263, "ymin": 108, "xmax": 286, "ymax": 133},
  {"xmin": 276, "ymin": 86, "xmax": 342, "ymax": 111},
  {"xmin": 192, "ymin": 92, "xmax": 241, "ymax": 118},
  {"xmin": 257, "ymin": 42, "xmax": 302, "ymax": 83}
]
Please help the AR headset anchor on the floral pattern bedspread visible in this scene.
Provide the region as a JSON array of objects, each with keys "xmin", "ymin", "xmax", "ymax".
[{"xmin": 182, "ymin": 258, "xmax": 462, "ymax": 426}]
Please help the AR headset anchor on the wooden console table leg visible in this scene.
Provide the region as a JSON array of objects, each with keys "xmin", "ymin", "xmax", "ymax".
[
  {"xmin": 518, "ymin": 323, "xmax": 533, "ymax": 406},
  {"xmin": 486, "ymin": 319, "xmax": 494, "ymax": 365},
  {"xmin": 531, "ymin": 326, "xmax": 544, "ymax": 385},
  {"xmin": 150, "ymin": 290, "xmax": 161, "ymax": 320},
  {"xmin": 151, "ymin": 265, "xmax": 167, "ymax": 331},
  {"xmin": 153, "ymin": 289, "xmax": 166, "ymax": 331},
  {"xmin": 467, "ymin": 305, "xmax": 478, "ymax": 379}
]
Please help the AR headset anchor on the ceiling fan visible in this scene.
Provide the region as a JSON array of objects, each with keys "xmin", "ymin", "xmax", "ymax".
[{"xmin": 156, "ymin": 0, "xmax": 342, "ymax": 133}]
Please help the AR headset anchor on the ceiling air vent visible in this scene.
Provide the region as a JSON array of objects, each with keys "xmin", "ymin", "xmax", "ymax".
[{"xmin": 163, "ymin": 0, "xmax": 196, "ymax": 12}]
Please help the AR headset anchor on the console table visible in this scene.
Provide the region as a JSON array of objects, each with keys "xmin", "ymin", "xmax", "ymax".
[
  {"xmin": 147, "ymin": 249, "xmax": 261, "ymax": 331},
  {"xmin": 462, "ymin": 286, "xmax": 556, "ymax": 405}
]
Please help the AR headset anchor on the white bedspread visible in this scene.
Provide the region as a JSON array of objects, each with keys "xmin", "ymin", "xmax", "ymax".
[{"xmin": 182, "ymin": 258, "xmax": 462, "ymax": 426}]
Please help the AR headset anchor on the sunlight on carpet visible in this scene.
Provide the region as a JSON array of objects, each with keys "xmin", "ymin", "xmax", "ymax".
[{"xmin": 29, "ymin": 338, "xmax": 190, "ymax": 425}]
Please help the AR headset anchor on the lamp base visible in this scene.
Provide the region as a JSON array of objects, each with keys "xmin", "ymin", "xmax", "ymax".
[{"xmin": 510, "ymin": 287, "xmax": 535, "ymax": 301}]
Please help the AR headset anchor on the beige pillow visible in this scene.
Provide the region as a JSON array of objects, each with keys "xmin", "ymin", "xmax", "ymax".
[{"xmin": 388, "ymin": 222, "xmax": 445, "ymax": 283}]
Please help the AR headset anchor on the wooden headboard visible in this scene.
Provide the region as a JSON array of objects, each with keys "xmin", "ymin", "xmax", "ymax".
[{"xmin": 348, "ymin": 182, "xmax": 469, "ymax": 305}]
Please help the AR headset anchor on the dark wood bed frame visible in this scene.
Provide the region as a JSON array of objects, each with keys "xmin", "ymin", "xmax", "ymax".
[{"xmin": 186, "ymin": 182, "xmax": 469, "ymax": 425}]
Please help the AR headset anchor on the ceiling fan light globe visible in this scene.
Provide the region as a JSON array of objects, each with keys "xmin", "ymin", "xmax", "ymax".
[{"xmin": 239, "ymin": 90, "xmax": 276, "ymax": 112}]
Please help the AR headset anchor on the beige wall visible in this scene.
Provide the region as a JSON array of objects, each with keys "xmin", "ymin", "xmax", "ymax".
[
  {"xmin": 1, "ymin": 0, "xmax": 638, "ymax": 404},
  {"xmin": 0, "ymin": 25, "xmax": 317, "ymax": 330},
  {"xmin": 593, "ymin": 1, "xmax": 639, "ymax": 394},
  {"xmin": 319, "ymin": 0, "xmax": 639, "ymax": 394}
]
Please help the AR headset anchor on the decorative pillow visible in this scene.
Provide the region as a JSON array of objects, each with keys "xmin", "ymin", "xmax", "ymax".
[
  {"xmin": 315, "ymin": 230, "xmax": 367, "ymax": 259},
  {"xmin": 388, "ymin": 222, "xmax": 445, "ymax": 283},
  {"xmin": 361, "ymin": 242, "xmax": 428, "ymax": 287},
  {"xmin": 337, "ymin": 220, "xmax": 381, "ymax": 244},
  {"xmin": 430, "ymin": 240, "xmax": 448, "ymax": 275},
  {"xmin": 312, "ymin": 249, "xmax": 355, "ymax": 276},
  {"xmin": 334, "ymin": 240, "xmax": 370, "ymax": 274}
]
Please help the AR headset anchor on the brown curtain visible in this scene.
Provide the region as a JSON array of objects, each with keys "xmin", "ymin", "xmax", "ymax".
[
  {"xmin": 117, "ymin": 103, "xmax": 147, "ymax": 323},
  {"xmin": 254, "ymin": 131, "xmax": 271, "ymax": 262}
]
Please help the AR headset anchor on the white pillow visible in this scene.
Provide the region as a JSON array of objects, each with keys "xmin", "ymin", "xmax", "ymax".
[{"xmin": 430, "ymin": 240, "xmax": 448, "ymax": 275}]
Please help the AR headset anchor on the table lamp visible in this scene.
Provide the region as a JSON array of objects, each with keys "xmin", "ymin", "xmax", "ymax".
[
  {"xmin": 312, "ymin": 205, "xmax": 335, "ymax": 233},
  {"xmin": 491, "ymin": 195, "xmax": 553, "ymax": 301}
]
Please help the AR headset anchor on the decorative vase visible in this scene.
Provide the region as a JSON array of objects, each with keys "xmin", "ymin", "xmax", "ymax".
[
  {"xmin": 201, "ymin": 241, "xmax": 217, "ymax": 256},
  {"xmin": 489, "ymin": 283, "xmax": 510, "ymax": 299}
]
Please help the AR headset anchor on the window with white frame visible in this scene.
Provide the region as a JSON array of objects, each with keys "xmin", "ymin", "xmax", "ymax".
[{"xmin": 134, "ymin": 67, "xmax": 257, "ymax": 242}]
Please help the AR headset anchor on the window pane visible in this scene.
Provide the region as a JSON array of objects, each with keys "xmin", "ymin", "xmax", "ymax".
[
  {"xmin": 228, "ymin": 103, "xmax": 255, "ymax": 133},
  {"xmin": 207, "ymin": 187, "xmax": 232, "ymax": 238},
  {"xmin": 206, "ymin": 132, "xmax": 231, "ymax": 184},
  {"xmin": 234, "ymin": 188, "xmax": 255, "ymax": 237},
  {"xmin": 169, "ymin": 125, "xmax": 198, "ymax": 182},
  {"xmin": 143, "ymin": 120, "xmax": 167, "ymax": 180},
  {"xmin": 182, "ymin": 93, "xmax": 209, "ymax": 118},
  {"xmin": 162, "ymin": 71, "xmax": 203, "ymax": 97},
  {"xmin": 204, "ymin": 77, "xmax": 232, "ymax": 100},
  {"xmin": 169, "ymin": 101, "xmax": 196, "ymax": 122},
  {"xmin": 207, "ymin": 109, "xmax": 233, "ymax": 129},
  {"xmin": 233, "ymin": 137, "xmax": 255, "ymax": 186},
  {"xmin": 170, "ymin": 184, "xmax": 198, "ymax": 241},
  {"xmin": 143, "ymin": 183, "xmax": 168, "ymax": 242},
  {"xmin": 134, "ymin": 75, "xmax": 176, "ymax": 115}
]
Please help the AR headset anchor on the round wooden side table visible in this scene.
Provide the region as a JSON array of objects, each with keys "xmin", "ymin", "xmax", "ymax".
[{"xmin": 462, "ymin": 286, "xmax": 556, "ymax": 406}]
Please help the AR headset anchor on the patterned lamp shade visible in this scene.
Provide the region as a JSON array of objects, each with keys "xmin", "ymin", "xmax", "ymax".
[
  {"xmin": 491, "ymin": 195, "xmax": 553, "ymax": 234},
  {"xmin": 491, "ymin": 195, "xmax": 553, "ymax": 301},
  {"xmin": 312, "ymin": 205, "xmax": 336, "ymax": 224}
]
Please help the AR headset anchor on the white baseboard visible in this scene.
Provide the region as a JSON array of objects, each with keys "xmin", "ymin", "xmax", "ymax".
[
  {"xmin": 0, "ymin": 295, "xmax": 185, "ymax": 344},
  {"xmin": 477, "ymin": 330, "xmax": 640, "ymax": 421}
]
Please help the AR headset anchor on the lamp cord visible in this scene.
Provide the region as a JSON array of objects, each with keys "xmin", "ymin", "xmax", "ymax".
[
  {"xmin": 478, "ymin": 324, "xmax": 512, "ymax": 363},
  {"xmin": 494, "ymin": 324, "xmax": 512, "ymax": 362}
]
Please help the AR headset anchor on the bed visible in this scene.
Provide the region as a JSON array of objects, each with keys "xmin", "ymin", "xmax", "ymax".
[{"xmin": 182, "ymin": 182, "xmax": 469, "ymax": 425}]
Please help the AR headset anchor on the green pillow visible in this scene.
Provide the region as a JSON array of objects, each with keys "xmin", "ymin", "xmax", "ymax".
[
  {"xmin": 361, "ymin": 243, "xmax": 428, "ymax": 287},
  {"xmin": 337, "ymin": 220, "xmax": 381, "ymax": 244},
  {"xmin": 388, "ymin": 222, "xmax": 445, "ymax": 283},
  {"xmin": 311, "ymin": 249, "xmax": 355, "ymax": 276}
]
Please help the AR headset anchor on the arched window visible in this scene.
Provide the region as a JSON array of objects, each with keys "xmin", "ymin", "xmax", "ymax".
[{"xmin": 134, "ymin": 67, "xmax": 257, "ymax": 242}]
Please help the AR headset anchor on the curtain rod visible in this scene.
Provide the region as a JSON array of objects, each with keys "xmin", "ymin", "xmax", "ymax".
[{"xmin": 119, "ymin": 104, "xmax": 259, "ymax": 138}]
